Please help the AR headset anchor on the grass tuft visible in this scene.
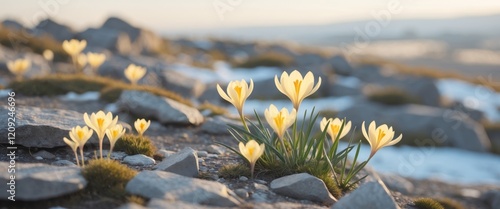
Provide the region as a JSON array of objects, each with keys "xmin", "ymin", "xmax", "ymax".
[
  {"xmin": 81, "ymin": 158, "xmax": 137, "ymax": 199},
  {"xmin": 436, "ymin": 198, "xmax": 465, "ymax": 209},
  {"xmin": 198, "ymin": 101, "xmax": 228, "ymax": 116},
  {"xmin": 8, "ymin": 74, "xmax": 193, "ymax": 106},
  {"xmin": 234, "ymin": 52, "xmax": 293, "ymax": 68},
  {"xmin": 367, "ymin": 87, "xmax": 421, "ymax": 105},
  {"xmin": 414, "ymin": 198, "xmax": 445, "ymax": 209},
  {"xmin": 114, "ymin": 134, "xmax": 157, "ymax": 157},
  {"xmin": 218, "ymin": 163, "xmax": 251, "ymax": 179}
]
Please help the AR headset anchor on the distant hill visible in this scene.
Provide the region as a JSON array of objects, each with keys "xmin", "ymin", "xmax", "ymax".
[{"xmin": 165, "ymin": 13, "xmax": 500, "ymax": 44}]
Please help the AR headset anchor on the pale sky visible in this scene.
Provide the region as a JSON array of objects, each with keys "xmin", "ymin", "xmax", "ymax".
[{"xmin": 1, "ymin": 0, "xmax": 500, "ymax": 32}]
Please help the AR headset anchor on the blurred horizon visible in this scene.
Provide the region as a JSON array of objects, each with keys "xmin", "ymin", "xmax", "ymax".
[{"xmin": 2, "ymin": 0, "xmax": 500, "ymax": 33}]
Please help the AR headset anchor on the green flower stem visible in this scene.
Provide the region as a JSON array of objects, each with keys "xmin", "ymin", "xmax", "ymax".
[
  {"xmin": 73, "ymin": 150, "xmax": 80, "ymax": 167},
  {"xmin": 79, "ymin": 147, "xmax": 85, "ymax": 167}
]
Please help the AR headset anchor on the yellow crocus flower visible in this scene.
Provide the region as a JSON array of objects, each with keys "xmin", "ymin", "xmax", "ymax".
[
  {"xmin": 87, "ymin": 52, "xmax": 106, "ymax": 71},
  {"xmin": 274, "ymin": 70, "xmax": 321, "ymax": 110},
  {"xmin": 63, "ymin": 137, "xmax": 80, "ymax": 167},
  {"xmin": 83, "ymin": 111, "xmax": 118, "ymax": 158},
  {"xmin": 68, "ymin": 126, "xmax": 94, "ymax": 166},
  {"xmin": 239, "ymin": 140, "xmax": 265, "ymax": 178},
  {"xmin": 105, "ymin": 124, "xmax": 126, "ymax": 158},
  {"xmin": 362, "ymin": 121, "xmax": 402, "ymax": 158},
  {"xmin": 124, "ymin": 64, "xmax": 147, "ymax": 85},
  {"xmin": 320, "ymin": 117, "xmax": 352, "ymax": 142},
  {"xmin": 264, "ymin": 104, "xmax": 296, "ymax": 139},
  {"xmin": 216, "ymin": 79, "xmax": 254, "ymax": 117},
  {"xmin": 7, "ymin": 58, "xmax": 31, "ymax": 80},
  {"xmin": 134, "ymin": 118, "xmax": 151, "ymax": 136},
  {"xmin": 62, "ymin": 39, "xmax": 87, "ymax": 56}
]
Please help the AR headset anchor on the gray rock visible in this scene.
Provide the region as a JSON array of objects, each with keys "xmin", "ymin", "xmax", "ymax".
[
  {"xmin": 481, "ymin": 190, "xmax": 500, "ymax": 209},
  {"xmin": 78, "ymin": 27, "xmax": 131, "ymax": 54},
  {"xmin": 51, "ymin": 160, "xmax": 77, "ymax": 167},
  {"xmin": 126, "ymin": 171, "xmax": 241, "ymax": 207},
  {"xmin": 332, "ymin": 179, "xmax": 399, "ymax": 209},
  {"xmin": 337, "ymin": 102, "xmax": 491, "ymax": 152},
  {"xmin": 270, "ymin": 173, "xmax": 336, "ymax": 205},
  {"xmin": 123, "ymin": 154, "xmax": 156, "ymax": 166},
  {"xmin": 2, "ymin": 19, "xmax": 25, "ymax": 31},
  {"xmin": 116, "ymin": 203, "xmax": 148, "ymax": 209},
  {"xmin": 197, "ymin": 151, "xmax": 208, "ymax": 158},
  {"xmin": 156, "ymin": 149, "xmax": 176, "ymax": 158},
  {"xmin": 33, "ymin": 150, "xmax": 56, "ymax": 159},
  {"xmin": 154, "ymin": 147, "xmax": 199, "ymax": 177},
  {"xmin": 159, "ymin": 70, "xmax": 206, "ymax": 98},
  {"xmin": 234, "ymin": 188, "xmax": 249, "ymax": 199},
  {"xmin": 254, "ymin": 202, "xmax": 327, "ymax": 209},
  {"xmin": 32, "ymin": 19, "xmax": 73, "ymax": 42},
  {"xmin": 0, "ymin": 106, "xmax": 103, "ymax": 148},
  {"xmin": 380, "ymin": 174, "xmax": 414, "ymax": 195},
  {"xmin": 326, "ymin": 55, "xmax": 353, "ymax": 76},
  {"xmin": 354, "ymin": 65, "xmax": 441, "ymax": 106},
  {"xmin": 199, "ymin": 116, "xmax": 241, "ymax": 135},
  {"xmin": 148, "ymin": 198, "xmax": 226, "ymax": 209},
  {"xmin": 239, "ymin": 176, "xmax": 248, "ymax": 182},
  {"xmin": 0, "ymin": 162, "xmax": 86, "ymax": 201},
  {"xmin": 102, "ymin": 150, "xmax": 128, "ymax": 160},
  {"xmin": 35, "ymin": 156, "xmax": 44, "ymax": 160},
  {"xmin": 206, "ymin": 145, "xmax": 226, "ymax": 155},
  {"xmin": 118, "ymin": 90, "xmax": 204, "ymax": 126}
]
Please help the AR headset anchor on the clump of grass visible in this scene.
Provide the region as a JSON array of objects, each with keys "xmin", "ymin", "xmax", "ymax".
[
  {"xmin": 414, "ymin": 198, "xmax": 445, "ymax": 209},
  {"xmin": 367, "ymin": 87, "xmax": 421, "ymax": 105},
  {"xmin": 198, "ymin": 101, "xmax": 228, "ymax": 116},
  {"xmin": 81, "ymin": 158, "xmax": 137, "ymax": 199},
  {"xmin": 218, "ymin": 163, "xmax": 251, "ymax": 179},
  {"xmin": 114, "ymin": 134, "xmax": 157, "ymax": 157},
  {"xmin": 436, "ymin": 198, "xmax": 465, "ymax": 209},
  {"xmin": 8, "ymin": 74, "xmax": 193, "ymax": 107},
  {"xmin": 126, "ymin": 195, "xmax": 146, "ymax": 206},
  {"xmin": 234, "ymin": 52, "xmax": 293, "ymax": 68},
  {"xmin": 197, "ymin": 171, "xmax": 213, "ymax": 180},
  {"xmin": 0, "ymin": 25, "xmax": 68, "ymax": 62}
]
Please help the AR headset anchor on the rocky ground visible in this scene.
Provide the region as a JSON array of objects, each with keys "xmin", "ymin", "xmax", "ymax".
[{"xmin": 0, "ymin": 95, "xmax": 499, "ymax": 209}]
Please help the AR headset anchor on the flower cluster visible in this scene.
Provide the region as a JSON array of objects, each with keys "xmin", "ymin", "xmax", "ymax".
[
  {"xmin": 62, "ymin": 39, "xmax": 107, "ymax": 74},
  {"xmin": 217, "ymin": 70, "xmax": 402, "ymax": 187},
  {"xmin": 63, "ymin": 110, "xmax": 151, "ymax": 166}
]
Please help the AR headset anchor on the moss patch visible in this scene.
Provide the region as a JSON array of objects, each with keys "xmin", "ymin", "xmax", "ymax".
[
  {"xmin": 367, "ymin": 87, "xmax": 421, "ymax": 105},
  {"xmin": 114, "ymin": 134, "xmax": 157, "ymax": 157},
  {"xmin": 414, "ymin": 198, "xmax": 445, "ymax": 209},
  {"xmin": 8, "ymin": 74, "xmax": 193, "ymax": 107},
  {"xmin": 81, "ymin": 158, "xmax": 137, "ymax": 199},
  {"xmin": 218, "ymin": 163, "xmax": 251, "ymax": 179},
  {"xmin": 234, "ymin": 52, "xmax": 293, "ymax": 68}
]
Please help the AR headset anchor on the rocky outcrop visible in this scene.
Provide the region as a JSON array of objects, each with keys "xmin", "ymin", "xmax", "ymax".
[
  {"xmin": 32, "ymin": 19, "xmax": 74, "ymax": 42},
  {"xmin": 337, "ymin": 102, "xmax": 491, "ymax": 152}
]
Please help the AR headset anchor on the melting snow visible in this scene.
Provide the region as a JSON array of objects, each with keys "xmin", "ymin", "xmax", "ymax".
[
  {"xmin": 436, "ymin": 78, "xmax": 500, "ymax": 122},
  {"xmin": 341, "ymin": 142, "xmax": 500, "ymax": 185}
]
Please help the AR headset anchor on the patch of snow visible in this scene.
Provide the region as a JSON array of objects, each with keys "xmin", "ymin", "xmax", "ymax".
[
  {"xmin": 436, "ymin": 79, "xmax": 500, "ymax": 122},
  {"xmin": 170, "ymin": 61, "xmax": 281, "ymax": 84},
  {"xmin": 0, "ymin": 89, "xmax": 12, "ymax": 98},
  {"xmin": 235, "ymin": 96, "xmax": 356, "ymax": 116},
  {"xmin": 340, "ymin": 142, "xmax": 500, "ymax": 185},
  {"xmin": 104, "ymin": 103, "xmax": 119, "ymax": 113},
  {"xmin": 335, "ymin": 75, "xmax": 361, "ymax": 88},
  {"xmin": 59, "ymin": 91, "xmax": 100, "ymax": 102}
]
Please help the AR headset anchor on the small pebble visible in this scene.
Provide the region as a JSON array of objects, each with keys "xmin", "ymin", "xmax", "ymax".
[
  {"xmin": 51, "ymin": 160, "xmax": 76, "ymax": 167},
  {"xmin": 200, "ymin": 166, "xmax": 208, "ymax": 172},
  {"xmin": 254, "ymin": 183, "xmax": 269, "ymax": 191},
  {"xmin": 235, "ymin": 188, "xmax": 249, "ymax": 198},
  {"xmin": 217, "ymin": 178, "xmax": 225, "ymax": 183},
  {"xmin": 35, "ymin": 156, "xmax": 43, "ymax": 160},
  {"xmin": 156, "ymin": 149, "xmax": 176, "ymax": 158},
  {"xmin": 198, "ymin": 158, "xmax": 205, "ymax": 163},
  {"xmin": 197, "ymin": 151, "xmax": 208, "ymax": 157},
  {"xmin": 254, "ymin": 179, "xmax": 267, "ymax": 185},
  {"xmin": 239, "ymin": 176, "xmax": 249, "ymax": 181},
  {"xmin": 207, "ymin": 154, "xmax": 219, "ymax": 159}
]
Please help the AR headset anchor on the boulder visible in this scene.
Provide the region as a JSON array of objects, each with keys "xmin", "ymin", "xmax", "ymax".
[
  {"xmin": 32, "ymin": 19, "xmax": 73, "ymax": 42},
  {"xmin": 270, "ymin": 173, "xmax": 336, "ymax": 205},
  {"xmin": 154, "ymin": 147, "xmax": 199, "ymax": 177},
  {"xmin": 77, "ymin": 27, "xmax": 132, "ymax": 54},
  {"xmin": 337, "ymin": 102, "xmax": 491, "ymax": 152},
  {"xmin": 199, "ymin": 116, "xmax": 241, "ymax": 135},
  {"xmin": 332, "ymin": 179, "xmax": 399, "ymax": 209},
  {"xmin": 379, "ymin": 174, "xmax": 414, "ymax": 195},
  {"xmin": 353, "ymin": 65, "xmax": 441, "ymax": 106},
  {"xmin": 118, "ymin": 90, "xmax": 204, "ymax": 126},
  {"xmin": 0, "ymin": 162, "xmax": 87, "ymax": 201},
  {"xmin": 123, "ymin": 154, "xmax": 156, "ymax": 166},
  {"xmin": 2, "ymin": 19, "xmax": 25, "ymax": 31},
  {"xmin": 125, "ymin": 171, "xmax": 241, "ymax": 207},
  {"xmin": 0, "ymin": 106, "xmax": 100, "ymax": 148},
  {"xmin": 481, "ymin": 190, "xmax": 500, "ymax": 209},
  {"xmin": 159, "ymin": 69, "xmax": 206, "ymax": 98},
  {"xmin": 325, "ymin": 55, "xmax": 353, "ymax": 76}
]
